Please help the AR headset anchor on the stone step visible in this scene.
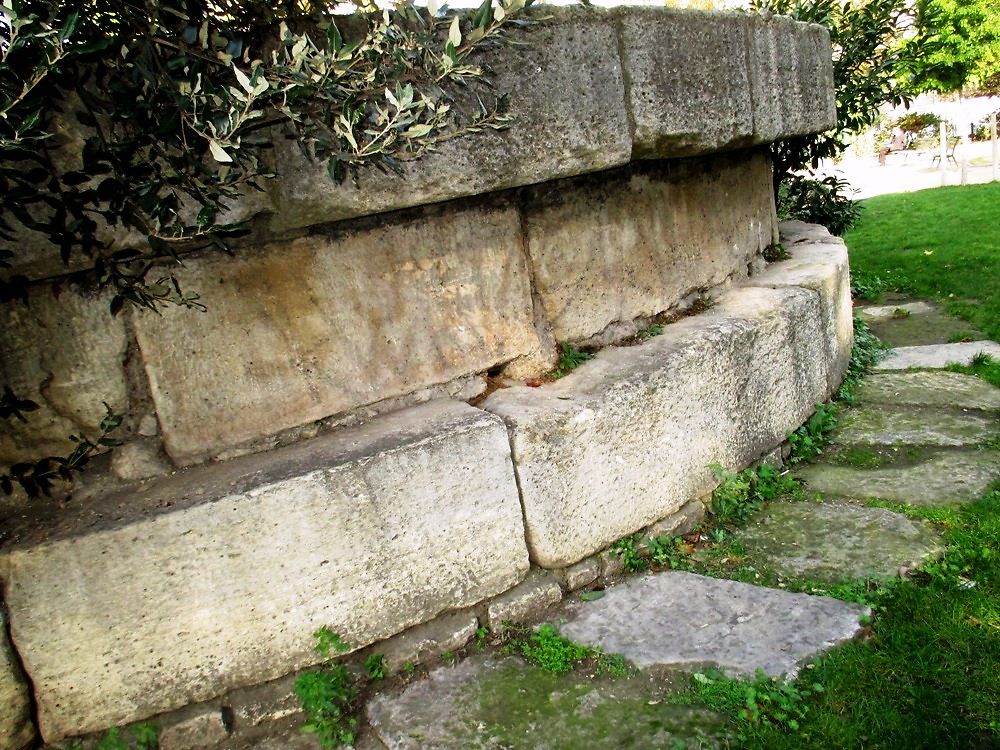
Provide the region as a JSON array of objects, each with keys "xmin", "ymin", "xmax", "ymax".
[
  {"xmin": 857, "ymin": 371, "xmax": 1000, "ymax": 412},
  {"xmin": 557, "ymin": 571, "xmax": 867, "ymax": 679},
  {"xmin": 875, "ymin": 341, "xmax": 1000, "ymax": 371},
  {"xmin": 797, "ymin": 449, "xmax": 1000, "ymax": 506},
  {"xmin": 483, "ymin": 284, "xmax": 843, "ymax": 569},
  {"xmin": 732, "ymin": 500, "xmax": 941, "ymax": 582},
  {"xmin": 855, "ymin": 301, "xmax": 986, "ymax": 349},
  {"xmin": 1, "ymin": 399, "xmax": 529, "ymax": 742},
  {"xmin": 366, "ymin": 655, "xmax": 726, "ymax": 750},
  {"xmin": 833, "ymin": 405, "xmax": 998, "ymax": 448}
]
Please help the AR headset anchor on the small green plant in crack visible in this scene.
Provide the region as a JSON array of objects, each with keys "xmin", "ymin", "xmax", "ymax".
[
  {"xmin": 505, "ymin": 623, "xmax": 629, "ymax": 676},
  {"xmin": 945, "ymin": 355, "xmax": 1000, "ymax": 388},
  {"xmin": 688, "ymin": 669, "xmax": 823, "ymax": 735},
  {"xmin": 891, "ymin": 307, "xmax": 911, "ymax": 319},
  {"xmin": 709, "ymin": 463, "xmax": 798, "ymax": 526},
  {"xmin": 788, "ymin": 403, "xmax": 839, "ymax": 463},
  {"xmin": 551, "ymin": 342, "xmax": 592, "ymax": 379},
  {"xmin": 475, "ymin": 625, "xmax": 490, "ymax": 650},
  {"xmin": 610, "ymin": 533, "xmax": 647, "ymax": 572},
  {"xmin": 364, "ymin": 653, "xmax": 387, "ymax": 681},
  {"xmin": 91, "ymin": 723, "xmax": 158, "ymax": 750},
  {"xmin": 294, "ymin": 627, "xmax": 358, "ymax": 748},
  {"xmin": 646, "ymin": 534, "xmax": 697, "ymax": 570},
  {"xmin": 637, "ymin": 322, "xmax": 664, "ymax": 340},
  {"xmin": 836, "ymin": 316, "xmax": 889, "ymax": 403},
  {"xmin": 762, "ymin": 242, "xmax": 789, "ymax": 262},
  {"xmin": 948, "ymin": 331, "xmax": 980, "ymax": 344}
]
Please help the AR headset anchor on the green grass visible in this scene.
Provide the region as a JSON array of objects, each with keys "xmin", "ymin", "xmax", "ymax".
[
  {"xmin": 945, "ymin": 354, "xmax": 1000, "ymax": 389},
  {"xmin": 844, "ymin": 183, "xmax": 1000, "ymax": 341},
  {"xmin": 718, "ymin": 484, "xmax": 1000, "ymax": 749}
]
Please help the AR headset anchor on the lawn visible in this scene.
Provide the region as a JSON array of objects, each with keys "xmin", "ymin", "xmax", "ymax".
[{"xmin": 844, "ymin": 182, "xmax": 1000, "ymax": 342}]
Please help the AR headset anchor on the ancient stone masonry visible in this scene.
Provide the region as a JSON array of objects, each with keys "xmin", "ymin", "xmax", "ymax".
[{"xmin": 0, "ymin": 6, "xmax": 840, "ymax": 747}]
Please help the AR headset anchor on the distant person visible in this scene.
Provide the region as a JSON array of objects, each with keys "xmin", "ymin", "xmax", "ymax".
[{"xmin": 879, "ymin": 127, "xmax": 908, "ymax": 166}]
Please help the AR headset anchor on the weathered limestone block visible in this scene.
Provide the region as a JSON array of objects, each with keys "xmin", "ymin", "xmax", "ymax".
[
  {"xmin": 133, "ymin": 202, "xmax": 541, "ymax": 465},
  {"xmin": 751, "ymin": 222, "xmax": 852, "ymax": 394},
  {"xmin": 483, "ymin": 285, "xmax": 827, "ymax": 568},
  {"xmin": 0, "ymin": 285, "xmax": 129, "ymax": 464},
  {"xmin": 158, "ymin": 707, "xmax": 230, "ymax": 750},
  {"xmin": 1, "ymin": 400, "xmax": 529, "ymax": 740},
  {"xmin": 523, "ymin": 151, "xmax": 776, "ymax": 342},
  {"xmin": 1, "ymin": 611, "xmax": 35, "ymax": 750},
  {"xmin": 485, "ymin": 570, "xmax": 563, "ymax": 628},
  {"xmin": 748, "ymin": 14, "xmax": 837, "ymax": 142},
  {"xmin": 266, "ymin": 8, "xmax": 631, "ymax": 232},
  {"xmin": 378, "ymin": 611, "xmax": 479, "ymax": 672},
  {"xmin": 618, "ymin": 8, "xmax": 755, "ymax": 157}
]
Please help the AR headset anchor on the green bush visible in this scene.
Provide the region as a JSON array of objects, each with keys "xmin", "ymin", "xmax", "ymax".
[{"xmin": 777, "ymin": 173, "xmax": 861, "ymax": 236}]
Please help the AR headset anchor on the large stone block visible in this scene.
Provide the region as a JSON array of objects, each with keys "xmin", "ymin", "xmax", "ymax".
[
  {"xmin": 750, "ymin": 222, "xmax": 852, "ymax": 395},
  {"xmin": 266, "ymin": 8, "xmax": 631, "ymax": 232},
  {"xmin": 748, "ymin": 14, "xmax": 837, "ymax": 142},
  {"xmin": 483, "ymin": 285, "xmax": 828, "ymax": 568},
  {"xmin": 617, "ymin": 8, "xmax": 755, "ymax": 158},
  {"xmin": 0, "ymin": 285, "xmax": 129, "ymax": 464},
  {"xmin": 0, "ymin": 399, "xmax": 529, "ymax": 740},
  {"xmin": 133, "ymin": 202, "xmax": 541, "ymax": 465},
  {"xmin": 0, "ymin": 610, "xmax": 35, "ymax": 750},
  {"xmin": 522, "ymin": 151, "xmax": 776, "ymax": 341}
]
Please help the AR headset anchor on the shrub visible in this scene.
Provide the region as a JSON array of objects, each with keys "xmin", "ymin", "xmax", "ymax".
[{"xmin": 777, "ymin": 173, "xmax": 861, "ymax": 236}]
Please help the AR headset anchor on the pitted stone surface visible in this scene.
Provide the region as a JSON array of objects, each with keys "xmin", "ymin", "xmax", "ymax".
[
  {"xmin": 733, "ymin": 501, "xmax": 941, "ymax": 582},
  {"xmin": 484, "ymin": 285, "xmax": 829, "ymax": 568},
  {"xmin": 558, "ymin": 572, "xmax": 867, "ymax": 678},
  {"xmin": 875, "ymin": 341, "xmax": 1000, "ymax": 371},
  {"xmin": 1, "ymin": 400, "xmax": 529, "ymax": 740},
  {"xmin": 834, "ymin": 406, "xmax": 998, "ymax": 447},
  {"xmin": 133, "ymin": 203, "xmax": 541, "ymax": 465},
  {"xmin": 367, "ymin": 655, "xmax": 726, "ymax": 750},
  {"xmin": 754, "ymin": 225, "xmax": 853, "ymax": 394},
  {"xmin": 858, "ymin": 371, "xmax": 1000, "ymax": 412},
  {"xmin": 523, "ymin": 153, "xmax": 775, "ymax": 342},
  {"xmin": 797, "ymin": 450, "xmax": 1000, "ymax": 506}
]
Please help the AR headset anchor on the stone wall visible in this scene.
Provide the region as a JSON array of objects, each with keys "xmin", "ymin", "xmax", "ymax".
[{"xmin": 0, "ymin": 6, "xmax": 842, "ymax": 746}]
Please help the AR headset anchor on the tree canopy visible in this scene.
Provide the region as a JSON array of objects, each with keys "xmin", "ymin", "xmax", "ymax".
[{"xmin": 909, "ymin": 0, "xmax": 1000, "ymax": 94}]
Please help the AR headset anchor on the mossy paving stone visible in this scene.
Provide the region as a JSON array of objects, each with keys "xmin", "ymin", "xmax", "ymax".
[
  {"xmin": 365, "ymin": 655, "xmax": 726, "ymax": 749},
  {"xmin": 732, "ymin": 501, "xmax": 941, "ymax": 583},
  {"xmin": 833, "ymin": 405, "xmax": 998, "ymax": 448},
  {"xmin": 796, "ymin": 449, "xmax": 1000, "ymax": 507},
  {"xmin": 858, "ymin": 305, "xmax": 985, "ymax": 348},
  {"xmin": 857, "ymin": 371, "xmax": 1000, "ymax": 412}
]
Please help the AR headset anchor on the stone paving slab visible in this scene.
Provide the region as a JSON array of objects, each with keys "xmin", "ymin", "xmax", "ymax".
[
  {"xmin": 858, "ymin": 371, "xmax": 1000, "ymax": 412},
  {"xmin": 366, "ymin": 655, "xmax": 726, "ymax": 750},
  {"xmin": 798, "ymin": 449, "xmax": 1000, "ymax": 506},
  {"xmin": 734, "ymin": 501, "xmax": 941, "ymax": 582},
  {"xmin": 854, "ymin": 298, "xmax": 987, "ymax": 349},
  {"xmin": 857, "ymin": 301, "xmax": 937, "ymax": 320},
  {"xmin": 875, "ymin": 341, "xmax": 1000, "ymax": 370},
  {"xmin": 558, "ymin": 572, "xmax": 867, "ymax": 678},
  {"xmin": 834, "ymin": 406, "xmax": 998, "ymax": 448}
]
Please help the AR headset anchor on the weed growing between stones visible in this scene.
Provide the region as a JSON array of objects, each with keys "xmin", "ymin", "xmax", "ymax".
[
  {"xmin": 364, "ymin": 654, "xmax": 387, "ymax": 681},
  {"xmin": 709, "ymin": 463, "xmax": 798, "ymax": 525},
  {"xmin": 836, "ymin": 316, "xmax": 889, "ymax": 403},
  {"xmin": 550, "ymin": 343, "xmax": 592, "ymax": 379},
  {"xmin": 637, "ymin": 323, "xmax": 664, "ymax": 340},
  {"xmin": 294, "ymin": 626, "xmax": 359, "ymax": 748},
  {"xmin": 762, "ymin": 242, "xmax": 790, "ymax": 262},
  {"xmin": 787, "ymin": 404, "xmax": 838, "ymax": 463},
  {"xmin": 68, "ymin": 724, "xmax": 158, "ymax": 750},
  {"xmin": 610, "ymin": 534, "xmax": 647, "ymax": 572},
  {"xmin": 502, "ymin": 623, "xmax": 629, "ymax": 677}
]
